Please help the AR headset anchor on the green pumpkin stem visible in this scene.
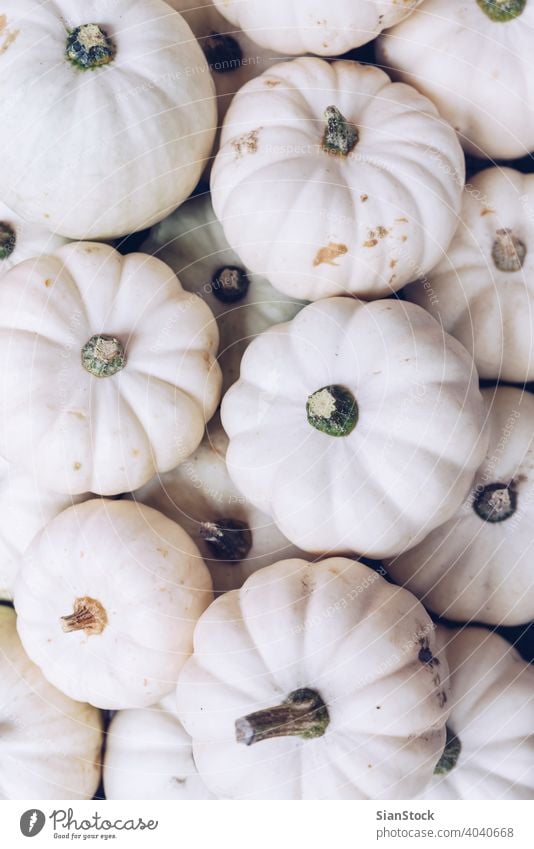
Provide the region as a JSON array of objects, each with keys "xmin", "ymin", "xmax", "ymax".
[
  {"xmin": 236, "ymin": 688, "xmax": 330, "ymax": 746},
  {"xmin": 434, "ymin": 726, "xmax": 462, "ymax": 775},
  {"xmin": 476, "ymin": 0, "xmax": 526, "ymax": 21},
  {"xmin": 82, "ymin": 335, "xmax": 126, "ymax": 378},
  {"xmin": 322, "ymin": 106, "xmax": 359, "ymax": 156},
  {"xmin": 0, "ymin": 222, "xmax": 16, "ymax": 260},
  {"xmin": 307, "ymin": 385, "xmax": 358, "ymax": 437},
  {"xmin": 66, "ymin": 24, "xmax": 115, "ymax": 70}
]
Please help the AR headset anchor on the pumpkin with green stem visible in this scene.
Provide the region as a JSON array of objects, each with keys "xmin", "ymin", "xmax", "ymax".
[{"xmin": 0, "ymin": 201, "xmax": 68, "ymax": 277}]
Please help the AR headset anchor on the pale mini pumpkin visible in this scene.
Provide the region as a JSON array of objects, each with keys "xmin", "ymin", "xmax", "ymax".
[
  {"xmin": 0, "ymin": 201, "xmax": 68, "ymax": 277},
  {"xmin": 129, "ymin": 415, "xmax": 306, "ymax": 594},
  {"xmin": 104, "ymin": 702, "xmax": 214, "ymax": 800},
  {"xmin": 0, "ymin": 242, "xmax": 221, "ymax": 496},
  {"xmin": 419, "ymin": 626, "xmax": 534, "ymax": 800},
  {"xmin": 14, "ymin": 499, "xmax": 213, "ymax": 710},
  {"xmin": 0, "ymin": 0, "xmax": 216, "ymax": 239},
  {"xmin": 212, "ymin": 0, "xmax": 422, "ymax": 55},
  {"xmin": 386, "ymin": 387, "xmax": 534, "ymax": 626},
  {"xmin": 376, "ymin": 0, "xmax": 534, "ymax": 158},
  {"xmin": 221, "ymin": 297, "xmax": 487, "ymax": 558},
  {"xmin": 176, "ymin": 557, "xmax": 450, "ymax": 800},
  {"xmin": 406, "ymin": 168, "xmax": 534, "ymax": 383},
  {"xmin": 0, "ymin": 605, "xmax": 103, "ymax": 800},
  {"xmin": 0, "ymin": 458, "xmax": 88, "ymax": 600},
  {"xmin": 141, "ymin": 194, "xmax": 306, "ymax": 392},
  {"xmin": 211, "ymin": 57, "xmax": 464, "ymax": 301}
]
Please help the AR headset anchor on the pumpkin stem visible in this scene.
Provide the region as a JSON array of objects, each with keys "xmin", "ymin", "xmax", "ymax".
[
  {"xmin": 204, "ymin": 32, "xmax": 243, "ymax": 72},
  {"xmin": 306, "ymin": 385, "xmax": 358, "ymax": 437},
  {"xmin": 60, "ymin": 596, "xmax": 107, "ymax": 636},
  {"xmin": 491, "ymin": 228, "xmax": 526, "ymax": 272},
  {"xmin": 473, "ymin": 482, "xmax": 516, "ymax": 523},
  {"xmin": 322, "ymin": 106, "xmax": 359, "ymax": 156},
  {"xmin": 211, "ymin": 266, "xmax": 250, "ymax": 303},
  {"xmin": 66, "ymin": 24, "xmax": 116, "ymax": 70},
  {"xmin": 476, "ymin": 0, "xmax": 526, "ymax": 22},
  {"xmin": 199, "ymin": 519, "xmax": 252, "ymax": 561},
  {"xmin": 236, "ymin": 688, "xmax": 330, "ymax": 746},
  {"xmin": 0, "ymin": 222, "xmax": 16, "ymax": 260},
  {"xmin": 434, "ymin": 726, "xmax": 462, "ymax": 775},
  {"xmin": 81, "ymin": 334, "xmax": 126, "ymax": 378}
]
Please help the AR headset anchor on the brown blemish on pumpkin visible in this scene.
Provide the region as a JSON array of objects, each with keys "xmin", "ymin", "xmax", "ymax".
[
  {"xmin": 313, "ymin": 242, "xmax": 348, "ymax": 267},
  {"xmin": 132, "ymin": 448, "xmax": 139, "ymax": 456},
  {"xmin": 389, "ymin": 259, "xmax": 398, "ymax": 268},
  {"xmin": 360, "ymin": 194, "xmax": 368, "ymax": 202},
  {"xmin": 73, "ymin": 462, "xmax": 82, "ymax": 470},
  {"xmin": 44, "ymin": 278, "xmax": 54, "ymax": 288},
  {"xmin": 69, "ymin": 410, "xmax": 87, "ymax": 420},
  {"xmin": 264, "ymin": 78, "xmax": 281, "ymax": 87},
  {"xmin": 0, "ymin": 15, "xmax": 19, "ymax": 55},
  {"xmin": 232, "ymin": 128, "xmax": 261, "ymax": 159},
  {"xmin": 157, "ymin": 547, "xmax": 169, "ymax": 558},
  {"xmin": 364, "ymin": 227, "xmax": 389, "ymax": 248},
  {"xmin": 401, "ymin": 235, "xmax": 408, "ymax": 242},
  {"xmin": 481, "ymin": 207, "xmax": 495, "ymax": 216},
  {"xmin": 395, "ymin": 217, "xmax": 408, "ymax": 224},
  {"xmin": 364, "ymin": 238, "xmax": 378, "ymax": 248}
]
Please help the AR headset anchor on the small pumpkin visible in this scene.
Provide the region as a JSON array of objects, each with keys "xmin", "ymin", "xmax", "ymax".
[
  {"xmin": 221, "ymin": 297, "xmax": 488, "ymax": 558},
  {"xmin": 130, "ymin": 415, "xmax": 306, "ymax": 594},
  {"xmin": 419, "ymin": 626, "xmax": 534, "ymax": 800},
  {"xmin": 14, "ymin": 499, "xmax": 213, "ymax": 710},
  {"xmin": 104, "ymin": 702, "xmax": 214, "ymax": 800},
  {"xmin": 176, "ymin": 557, "xmax": 450, "ymax": 800},
  {"xmin": 386, "ymin": 387, "xmax": 534, "ymax": 626},
  {"xmin": 211, "ymin": 57, "xmax": 464, "ymax": 301},
  {"xmin": 141, "ymin": 194, "xmax": 306, "ymax": 392},
  {"xmin": 0, "ymin": 459, "xmax": 88, "ymax": 600},
  {"xmin": 0, "ymin": 604, "xmax": 103, "ymax": 799},
  {"xmin": 212, "ymin": 0, "xmax": 422, "ymax": 55},
  {"xmin": 377, "ymin": 0, "xmax": 534, "ymax": 158},
  {"xmin": 0, "ymin": 242, "xmax": 222, "ymax": 496},
  {"xmin": 406, "ymin": 167, "xmax": 534, "ymax": 383},
  {"xmin": 0, "ymin": 0, "xmax": 217, "ymax": 239},
  {"xmin": 0, "ymin": 201, "xmax": 68, "ymax": 278}
]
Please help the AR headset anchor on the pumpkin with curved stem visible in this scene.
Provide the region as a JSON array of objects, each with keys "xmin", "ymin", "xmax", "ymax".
[
  {"xmin": 211, "ymin": 57, "xmax": 464, "ymax": 301},
  {"xmin": 0, "ymin": 241, "xmax": 222, "ymax": 496},
  {"xmin": 0, "ymin": 0, "xmax": 217, "ymax": 239},
  {"xmin": 0, "ymin": 605, "xmax": 103, "ymax": 799},
  {"xmin": 376, "ymin": 0, "xmax": 534, "ymax": 158},
  {"xmin": 221, "ymin": 297, "xmax": 488, "ymax": 558},
  {"xmin": 406, "ymin": 168, "xmax": 534, "ymax": 383},
  {"xmin": 14, "ymin": 499, "xmax": 213, "ymax": 710},
  {"xmin": 386, "ymin": 387, "xmax": 534, "ymax": 626},
  {"xmin": 418, "ymin": 626, "xmax": 534, "ymax": 800},
  {"xmin": 176, "ymin": 557, "xmax": 450, "ymax": 799}
]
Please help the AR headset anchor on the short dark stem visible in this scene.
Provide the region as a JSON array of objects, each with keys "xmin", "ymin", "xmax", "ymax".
[
  {"xmin": 434, "ymin": 726, "xmax": 461, "ymax": 775},
  {"xmin": 491, "ymin": 229, "xmax": 526, "ymax": 272},
  {"xmin": 204, "ymin": 32, "xmax": 243, "ymax": 72},
  {"xmin": 66, "ymin": 24, "xmax": 115, "ymax": 70},
  {"xmin": 473, "ymin": 482, "xmax": 516, "ymax": 523},
  {"xmin": 211, "ymin": 266, "xmax": 250, "ymax": 303},
  {"xmin": 307, "ymin": 385, "xmax": 358, "ymax": 437},
  {"xmin": 81, "ymin": 334, "xmax": 126, "ymax": 378},
  {"xmin": 199, "ymin": 518, "xmax": 252, "ymax": 561},
  {"xmin": 235, "ymin": 688, "xmax": 330, "ymax": 746},
  {"xmin": 322, "ymin": 106, "xmax": 358, "ymax": 156},
  {"xmin": 0, "ymin": 222, "xmax": 15, "ymax": 260}
]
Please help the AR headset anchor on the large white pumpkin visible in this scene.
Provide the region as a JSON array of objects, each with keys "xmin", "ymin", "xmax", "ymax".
[
  {"xmin": 419, "ymin": 626, "xmax": 534, "ymax": 800},
  {"xmin": 221, "ymin": 297, "xmax": 487, "ymax": 558},
  {"xmin": 376, "ymin": 0, "xmax": 534, "ymax": 158},
  {"xmin": 386, "ymin": 387, "xmax": 534, "ymax": 626},
  {"xmin": 104, "ymin": 703, "xmax": 214, "ymax": 800},
  {"xmin": 406, "ymin": 167, "xmax": 534, "ymax": 383},
  {"xmin": 211, "ymin": 57, "xmax": 464, "ymax": 301},
  {"xmin": 0, "ymin": 201, "xmax": 68, "ymax": 278},
  {"xmin": 14, "ymin": 499, "xmax": 213, "ymax": 710},
  {"xmin": 0, "ymin": 0, "xmax": 217, "ymax": 239},
  {"xmin": 212, "ymin": 0, "xmax": 423, "ymax": 55},
  {"xmin": 141, "ymin": 194, "xmax": 306, "ymax": 392},
  {"xmin": 0, "ymin": 604, "xmax": 103, "ymax": 799},
  {"xmin": 130, "ymin": 415, "xmax": 306, "ymax": 594},
  {"xmin": 0, "ymin": 459, "xmax": 88, "ymax": 600},
  {"xmin": 177, "ymin": 558, "xmax": 450, "ymax": 800},
  {"xmin": 0, "ymin": 242, "xmax": 222, "ymax": 496}
]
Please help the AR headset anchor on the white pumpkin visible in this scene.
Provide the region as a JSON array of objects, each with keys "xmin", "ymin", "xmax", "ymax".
[
  {"xmin": 0, "ymin": 0, "xmax": 216, "ymax": 239},
  {"xmin": 176, "ymin": 557, "xmax": 450, "ymax": 800},
  {"xmin": 406, "ymin": 167, "xmax": 534, "ymax": 383},
  {"xmin": 211, "ymin": 57, "xmax": 464, "ymax": 301},
  {"xmin": 0, "ymin": 459, "xmax": 88, "ymax": 600},
  {"xmin": 130, "ymin": 415, "xmax": 307, "ymax": 594},
  {"xmin": 221, "ymin": 297, "xmax": 488, "ymax": 558},
  {"xmin": 141, "ymin": 194, "xmax": 306, "ymax": 391},
  {"xmin": 386, "ymin": 387, "xmax": 534, "ymax": 627},
  {"xmin": 212, "ymin": 0, "xmax": 423, "ymax": 55},
  {"xmin": 0, "ymin": 201, "xmax": 68, "ymax": 277},
  {"xmin": 104, "ymin": 703, "xmax": 214, "ymax": 800},
  {"xmin": 0, "ymin": 604, "xmax": 103, "ymax": 800},
  {"xmin": 0, "ymin": 241, "xmax": 222, "ymax": 496},
  {"xmin": 419, "ymin": 626, "xmax": 534, "ymax": 800},
  {"xmin": 376, "ymin": 0, "xmax": 534, "ymax": 159},
  {"xmin": 14, "ymin": 499, "xmax": 213, "ymax": 710}
]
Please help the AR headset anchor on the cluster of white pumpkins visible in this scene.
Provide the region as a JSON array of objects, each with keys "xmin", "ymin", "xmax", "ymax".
[{"xmin": 0, "ymin": 0, "xmax": 533, "ymax": 802}]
